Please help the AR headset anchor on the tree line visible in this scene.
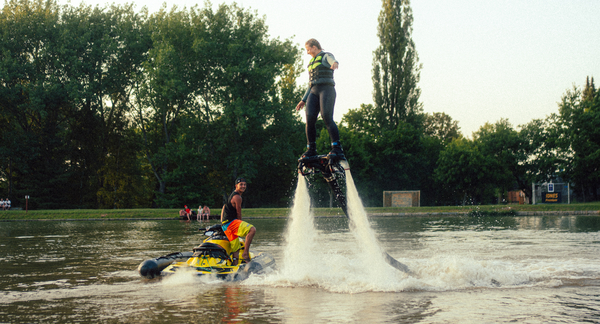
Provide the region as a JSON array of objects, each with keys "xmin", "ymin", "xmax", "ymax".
[
  {"xmin": 1, "ymin": 0, "xmax": 599, "ymax": 209},
  {"xmin": 0, "ymin": 0, "xmax": 306, "ymax": 209}
]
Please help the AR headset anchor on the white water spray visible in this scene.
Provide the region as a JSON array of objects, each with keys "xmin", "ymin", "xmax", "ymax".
[
  {"xmin": 258, "ymin": 168, "xmax": 409, "ymax": 292},
  {"xmin": 279, "ymin": 175, "xmax": 318, "ymax": 279},
  {"xmin": 343, "ymin": 164, "xmax": 403, "ymax": 280},
  {"xmin": 253, "ymin": 169, "xmax": 587, "ymax": 293}
]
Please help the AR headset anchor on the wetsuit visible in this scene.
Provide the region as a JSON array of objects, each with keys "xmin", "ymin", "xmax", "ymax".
[{"xmin": 302, "ymin": 51, "xmax": 340, "ymax": 144}]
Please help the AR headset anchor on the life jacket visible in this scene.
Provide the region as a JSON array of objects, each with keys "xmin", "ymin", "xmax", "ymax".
[
  {"xmin": 308, "ymin": 51, "xmax": 335, "ymax": 87},
  {"xmin": 222, "ymin": 190, "xmax": 240, "ymax": 224}
]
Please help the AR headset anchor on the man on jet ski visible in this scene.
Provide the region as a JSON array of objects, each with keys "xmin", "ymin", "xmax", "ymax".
[{"xmin": 220, "ymin": 177, "xmax": 256, "ymax": 265}]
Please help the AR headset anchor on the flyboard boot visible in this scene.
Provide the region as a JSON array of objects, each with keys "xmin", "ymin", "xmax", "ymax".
[
  {"xmin": 327, "ymin": 141, "xmax": 345, "ymax": 162},
  {"xmin": 299, "ymin": 142, "xmax": 318, "ymax": 160}
]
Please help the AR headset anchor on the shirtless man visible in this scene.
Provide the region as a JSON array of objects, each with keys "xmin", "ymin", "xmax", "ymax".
[{"xmin": 220, "ymin": 178, "xmax": 256, "ymax": 265}]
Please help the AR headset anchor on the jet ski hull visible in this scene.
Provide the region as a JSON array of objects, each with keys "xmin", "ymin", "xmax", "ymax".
[{"xmin": 138, "ymin": 224, "xmax": 276, "ymax": 280}]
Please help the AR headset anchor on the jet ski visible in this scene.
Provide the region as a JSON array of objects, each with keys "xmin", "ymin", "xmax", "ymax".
[
  {"xmin": 298, "ymin": 154, "xmax": 410, "ymax": 274},
  {"xmin": 137, "ymin": 224, "xmax": 276, "ymax": 281}
]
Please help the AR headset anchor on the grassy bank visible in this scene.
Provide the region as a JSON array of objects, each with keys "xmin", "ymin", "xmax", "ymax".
[{"xmin": 1, "ymin": 202, "xmax": 600, "ymax": 220}]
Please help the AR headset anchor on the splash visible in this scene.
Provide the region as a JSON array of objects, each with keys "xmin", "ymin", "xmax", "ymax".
[
  {"xmin": 251, "ymin": 170, "xmax": 575, "ymax": 293},
  {"xmin": 254, "ymin": 173, "xmax": 409, "ymax": 293},
  {"xmin": 279, "ymin": 175, "xmax": 318, "ymax": 279},
  {"xmin": 344, "ymin": 167, "xmax": 402, "ymax": 281}
]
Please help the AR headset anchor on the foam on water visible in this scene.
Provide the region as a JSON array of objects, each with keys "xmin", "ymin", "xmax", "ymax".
[
  {"xmin": 160, "ymin": 267, "xmax": 221, "ymax": 287},
  {"xmin": 249, "ymin": 170, "xmax": 600, "ymax": 293}
]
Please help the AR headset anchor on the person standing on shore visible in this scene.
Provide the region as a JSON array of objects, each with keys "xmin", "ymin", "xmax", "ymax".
[{"xmin": 295, "ymin": 38, "xmax": 345, "ymax": 161}]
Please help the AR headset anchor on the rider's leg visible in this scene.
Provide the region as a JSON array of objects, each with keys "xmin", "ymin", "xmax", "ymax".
[
  {"xmin": 318, "ymin": 85, "xmax": 339, "ymax": 143},
  {"xmin": 303, "ymin": 91, "xmax": 320, "ymax": 158},
  {"xmin": 241, "ymin": 226, "xmax": 256, "ymax": 261},
  {"xmin": 231, "ymin": 250, "xmax": 240, "ymax": 266},
  {"xmin": 318, "ymin": 86, "xmax": 344, "ymax": 160}
]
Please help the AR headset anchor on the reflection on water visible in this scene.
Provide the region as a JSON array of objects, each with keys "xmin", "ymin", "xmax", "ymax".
[{"xmin": 1, "ymin": 216, "xmax": 599, "ymax": 323}]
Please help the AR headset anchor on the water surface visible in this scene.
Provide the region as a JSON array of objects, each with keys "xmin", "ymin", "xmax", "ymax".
[{"xmin": 1, "ymin": 215, "xmax": 599, "ymax": 323}]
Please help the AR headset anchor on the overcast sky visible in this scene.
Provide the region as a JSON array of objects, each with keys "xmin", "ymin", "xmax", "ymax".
[{"xmin": 62, "ymin": 0, "xmax": 600, "ymax": 137}]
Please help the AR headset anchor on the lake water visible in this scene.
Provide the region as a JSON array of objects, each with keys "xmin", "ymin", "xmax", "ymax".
[{"xmin": 1, "ymin": 213, "xmax": 599, "ymax": 323}]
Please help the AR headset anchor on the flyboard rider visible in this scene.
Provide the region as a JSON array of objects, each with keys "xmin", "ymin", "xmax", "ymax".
[
  {"xmin": 220, "ymin": 178, "xmax": 256, "ymax": 265},
  {"xmin": 295, "ymin": 38, "xmax": 345, "ymax": 161}
]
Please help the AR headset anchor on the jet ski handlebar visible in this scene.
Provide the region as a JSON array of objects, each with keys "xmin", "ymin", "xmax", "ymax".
[{"xmin": 201, "ymin": 223, "xmax": 224, "ymax": 236}]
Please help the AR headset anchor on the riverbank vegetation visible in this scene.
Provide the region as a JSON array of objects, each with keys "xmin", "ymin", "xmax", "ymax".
[
  {"xmin": 1, "ymin": 0, "xmax": 599, "ymax": 210},
  {"xmin": 1, "ymin": 202, "xmax": 599, "ymax": 220}
]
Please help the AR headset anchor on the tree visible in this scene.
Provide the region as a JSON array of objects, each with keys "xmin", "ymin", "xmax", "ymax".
[
  {"xmin": 60, "ymin": 3, "xmax": 152, "ymax": 208},
  {"xmin": 134, "ymin": 5, "xmax": 199, "ymax": 204},
  {"xmin": 423, "ymin": 112, "xmax": 462, "ymax": 145},
  {"xmin": 1, "ymin": 0, "xmax": 156, "ymax": 208},
  {"xmin": 557, "ymin": 82, "xmax": 600, "ymax": 201},
  {"xmin": 203, "ymin": 4, "xmax": 302, "ymax": 207},
  {"xmin": 518, "ymin": 116, "xmax": 564, "ymax": 181},
  {"xmin": 340, "ymin": 104, "xmax": 425, "ymax": 206},
  {"xmin": 473, "ymin": 120, "xmax": 520, "ymax": 201},
  {"xmin": 583, "ymin": 76, "xmax": 596, "ymax": 105},
  {"xmin": 0, "ymin": 0, "xmax": 73, "ymax": 208},
  {"xmin": 435, "ymin": 138, "xmax": 494, "ymax": 205},
  {"xmin": 132, "ymin": 3, "xmax": 301, "ymax": 207},
  {"xmin": 372, "ymin": 0, "xmax": 422, "ymax": 129}
]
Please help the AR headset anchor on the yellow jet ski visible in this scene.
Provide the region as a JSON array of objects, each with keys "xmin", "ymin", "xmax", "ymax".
[{"xmin": 138, "ymin": 224, "xmax": 275, "ymax": 281}]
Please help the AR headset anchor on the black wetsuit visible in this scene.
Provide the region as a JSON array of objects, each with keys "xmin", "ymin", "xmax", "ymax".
[
  {"xmin": 302, "ymin": 51, "xmax": 340, "ymax": 144},
  {"xmin": 305, "ymin": 85, "xmax": 339, "ymax": 143}
]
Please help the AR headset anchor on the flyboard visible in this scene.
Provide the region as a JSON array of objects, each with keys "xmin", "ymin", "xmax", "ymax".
[{"xmin": 297, "ymin": 154, "xmax": 410, "ymax": 273}]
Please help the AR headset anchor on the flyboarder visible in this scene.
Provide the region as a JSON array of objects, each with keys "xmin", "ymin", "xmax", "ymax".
[{"xmin": 295, "ymin": 38, "xmax": 345, "ymax": 161}]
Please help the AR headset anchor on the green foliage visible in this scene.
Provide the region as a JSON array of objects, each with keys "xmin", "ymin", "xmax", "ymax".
[
  {"xmin": 473, "ymin": 120, "xmax": 522, "ymax": 196},
  {"xmin": 556, "ymin": 84, "xmax": 600, "ymax": 201},
  {"xmin": 435, "ymin": 138, "xmax": 493, "ymax": 205},
  {"xmin": 340, "ymin": 104, "xmax": 427, "ymax": 206},
  {"xmin": 372, "ymin": 0, "xmax": 422, "ymax": 129},
  {"xmin": 423, "ymin": 112, "xmax": 462, "ymax": 145},
  {"xmin": 0, "ymin": 0, "xmax": 303, "ymax": 209},
  {"xmin": 132, "ymin": 3, "xmax": 303, "ymax": 208},
  {"xmin": 0, "ymin": 0, "xmax": 73, "ymax": 208}
]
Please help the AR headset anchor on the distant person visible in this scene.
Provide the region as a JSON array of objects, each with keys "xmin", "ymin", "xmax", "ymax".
[
  {"xmin": 185, "ymin": 205, "xmax": 192, "ymax": 220},
  {"xmin": 200, "ymin": 205, "xmax": 210, "ymax": 221},
  {"xmin": 295, "ymin": 38, "xmax": 344, "ymax": 161},
  {"xmin": 179, "ymin": 205, "xmax": 192, "ymax": 220},
  {"xmin": 5, "ymin": 198, "xmax": 10, "ymax": 211},
  {"xmin": 221, "ymin": 178, "xmax": 256, "ymax": 265},
  {"xmin": 0, "ymin": 198, "xmax": 5, "ymax": 211}
]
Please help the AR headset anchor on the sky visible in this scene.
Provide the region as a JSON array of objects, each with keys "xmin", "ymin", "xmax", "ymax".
[{"xmin": 62, "ymin": 0, "xmax": 600, "ymax": 137}]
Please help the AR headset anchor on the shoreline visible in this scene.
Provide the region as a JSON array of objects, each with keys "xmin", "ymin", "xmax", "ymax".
[{"xmin": 1, "ymin": 210, "xmax": 598, "ymax": 222}]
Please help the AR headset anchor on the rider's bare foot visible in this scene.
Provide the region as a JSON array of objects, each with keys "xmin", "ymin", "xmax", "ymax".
[{"xmin": 242, "ymin": 252, "xmax": 250, "ymax": 261}]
